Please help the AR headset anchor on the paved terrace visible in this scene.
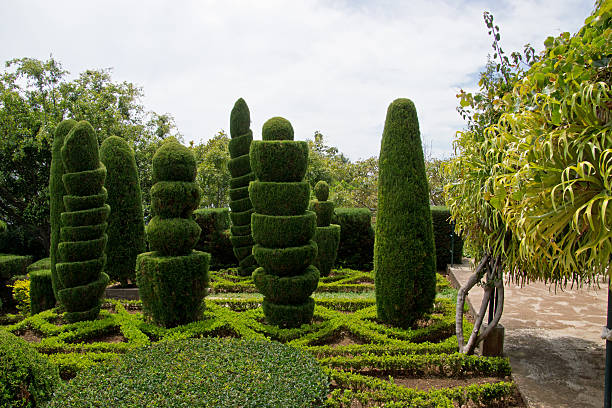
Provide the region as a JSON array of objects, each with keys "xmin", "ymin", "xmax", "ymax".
[{"xmin": 448, "ymin": 259, "xmax": 607, "ymax": 408}]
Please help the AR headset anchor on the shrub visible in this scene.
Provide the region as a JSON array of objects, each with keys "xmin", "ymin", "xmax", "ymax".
[
  {"xmin": 10, "ymin": 279, "xmax": 30, "ymax": 316},
  {"xmin": 26, "ymin": 258, "xmax": 51, "ymax": 273},
  {"xmin": 375, "ymin": 98, "xmax": 436, "ymax": 328},
  {"xmin": 46, "ymin": 338, "xmax": 328, "ymax": 408},
  {"xmin": 250, "ymin": 117, "xmax": 319, "ymax": 327},
  {"xmin": 309, "ymin": 181, "xmax": 340, "ymax": 277},
  {"xmin": 193, "ymin": 208, "xmax": 235, "ymax": 269},
  {"xmin": 0, "ymin": 330, "xmax": 61, "ymax": 408},
  {"xmin": 100, "ymin": 136, "xmax": 146, "ymax": 286},
  {"xmin": 332, "ymin": 208, "xmax": 374, "ymax": 270},
  {"xmin": 30, "ymin": 270, "xmax": 55, "ymax": 315},
  {"xmin": 56, "ymin": 121, "xmax": 109, "ymax": 323},
  {"xmin": 137, "ymin": 140, "xmax": 209, "ymax": 327},
  {"xmin": 431, "ymin": 206, "xmax": 464, "ymax": 269},
  {"xmin": 228, "ymin": 98, "xmax": 256, "ymax": 276},
  {"xmin": 0, "ymin": 255, "xmax": 32, "ymax": 309}
]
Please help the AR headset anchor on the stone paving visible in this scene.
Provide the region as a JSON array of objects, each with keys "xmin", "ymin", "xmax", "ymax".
[{"xmin": 448, "ymin": 259, "xmax": 607, "ymax": 408}]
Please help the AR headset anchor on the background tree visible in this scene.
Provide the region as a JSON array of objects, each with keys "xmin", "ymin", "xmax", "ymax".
[{"xmin": 193, "ymin": 131, "xmax": 231, "ymax": 209}]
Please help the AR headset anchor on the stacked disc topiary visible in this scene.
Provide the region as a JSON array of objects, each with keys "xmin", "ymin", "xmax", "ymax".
[
  {"xmin": 136, "ymin": 138, "xmax": 210, "ymax": 327},
  {"xmin": 250, "ymin": 117, "xmax": 319, "ymax": 328},
  {"xmin": 56, "ymin": 121, "xmax": 110, "ymax": 322},
  {"xmin": 309, "ymin": 181, "xmax": 341, "ymax": 277}
]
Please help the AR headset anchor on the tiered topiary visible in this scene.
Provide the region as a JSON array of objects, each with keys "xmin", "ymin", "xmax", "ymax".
[
  {"xmin": 100, "ymin": 136, "xmax": 146, "ymax": 286},
  {"xmin": 309, "ymin": 181, "xmax": 340, "ymax": 277},
  {"xmin": 50, "ymin": 119, "xmax": 76, "ymax": 300},
  {"xmin": 56, "ymin": 121, "xmax": 110, "ymax": 322},
  {"xmin": 250, "ymin": 117, "xmax": 319, "ymax": 328},
  {"xmin": 136, "ymin": 138, "xmax": 210, "ymax": 327},
  {"xmin": 375, "ymin": 98, "xmax": 436, "ymax": 328},
  {"xmin": 228, "ymin": 98, "xmax": 257, "ymax": 276}
]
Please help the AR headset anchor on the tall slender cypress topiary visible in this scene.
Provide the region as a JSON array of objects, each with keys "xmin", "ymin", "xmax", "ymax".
[
  {"xmin": 250, "ymin": 117, "xmax": 319, "ymax": 328},
  {"xmin": 100, "ymin": 136, "xmax": 146, "ymax": 286},
  {"xmin": 375, "ymin": 98, "xmax": 436, "ymax": 328},
  {"xmin": 56, "ymin": 121, "xmax": 110, "ymax": 322},
  {"xmin": 309, "ymin": 181, "xmax": 340, "ymax": 277},
  {"xmin": 136, "ymin": 139, "xmax": 210, "ymax": 327},
  {"xmin": 50, "ymin": 119, "xmax": 76, "ymax": 300},
  {"xmin": 228, "ymin": 98, "xmax": 257, "ymax": 276}
]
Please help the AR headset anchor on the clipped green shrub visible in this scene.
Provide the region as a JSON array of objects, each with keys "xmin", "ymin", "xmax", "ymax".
[
  {"xmin": 63, "ymin": 188, "xmax": 107, "ymax": 212},
  {"xmin": 332, "ymin": 207, "xmax": 375, "ymax": 270},
  {"xmin": 309, "ymin": 181, "xmax": 340, "ymax": 277},
  {"xmin": 30, "ymin": 269, "xmax": 55, "ymax": 315},
  {"xmin": 375, "ymin": 98, "xmax": 436, "ymax": 328},
  {"xmin": 431, "ymin": 206, "xmax": 464, "ymax": 269},
  {"xmin": 193, "ymin": 208, "xmax": 235, "ymax": 269},
  {"xmin": 60, "ymin": 223, "xmax": 108, "ymax": 242},
  {"xmin": 57, "ymin": 120, "xmax": 109, "ymax": 323},
  {"xmin": 0, "ymin": 255, "xmax": 32, "ymax": 309},
  {"xmin": 100, "ymin": 136, "xmax": 146, "ymax": 285},
  {"xmin": 26, "ymin": 258, "xmax": 51, "ymax": 273},
  {"xmin": 137, "ymin": 140, "xmax": 209, "ymax": 327},
  {"xmin": 250, "ymin": 117, "xmax": 319, "ymax": 327},
  {"xmin": 228, "ymin": 98, "xmax": 257, "ymax": 276},
  {"xmin": 46, "ymin": 338, "xmax": 328, "ymax": 408},
  {"xmin": 50, "ymin": 119, "xmax": 76, "ymax": 299},
  {"xmin": 0, "ymin": 330, "xmax": 61, "ymax": 408}
]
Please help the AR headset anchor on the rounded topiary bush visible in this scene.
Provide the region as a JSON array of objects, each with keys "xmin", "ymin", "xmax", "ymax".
[
  {"xmin": 262, "ymin": 116, "xmax": 294, "ymax": 141},
  {"xmin": 46, "ymin": 338, "xmax": 329, "ymax": 408},
  {"xmin": 100, "ymin": 136, "xmax": 146, "ymax": 286},
  {"xmin": 309, "ymin": 181, "xmax": 340, "ymax": 276},
  {"xmin": 152, "ymin": 138, "xmax": 197, "ymax": 183},
  {"xmin": 375, "ymin": 98, "xmax": 436, "ymax": 328},
  {"xmin": 228, "ymin": 98, "xmax": 257, "ymax": 276},
  {"xmin": 57, "ymin": 121, "xmax": 109, "ymax": 322},
  {"xmin": 0, "ymin": 330, "xmax": 61, "ymax": 408}
]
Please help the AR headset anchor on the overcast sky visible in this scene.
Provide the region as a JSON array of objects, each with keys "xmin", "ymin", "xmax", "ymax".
[{"xmin": 0, "ymin": 0, "xmax": 594, "ymax": 160}]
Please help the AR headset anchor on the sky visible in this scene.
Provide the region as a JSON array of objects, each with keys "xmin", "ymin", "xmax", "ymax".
[{"xmin": 0, "ymin": 0, "xmax": 595, "ymax": 160}]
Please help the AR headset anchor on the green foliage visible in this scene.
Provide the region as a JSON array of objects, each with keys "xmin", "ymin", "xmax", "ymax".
[
  {"xmin": 193, "ymin": 132, "xmax": 231, "ymax": 209},
  {"xmin": 250, "ymin": 141, "xmax": 309, "ymax": 182},
  {"xmin": 228, "ymin": 154, "xmax": 252, "ymax": 178},
  {"xmin": 312, "ymin": 225, "xmax": 341, "ymax": 277},
  {"xmin": 61, "ymin": 122, "xmax": 100, "ymax": 173},
  {"xmin": 431, "ymin": 206, "xmax": 464, "ymax": 269},
  {"xmin": 262, "ymin": 116, "xmax": 294, "ymax": 141},
  {"xmin": 0, "ymin": 330, "xmax": 60, "ymax": 407},
  {"xmin": 10, "ymin": 279, "xmax": 30, "ymax": 316},
  {"xmin": 60, "ymin": 223, "xmax": 107, "ymax": 242},
  {"xmin": 57, "ymin": 235, "xmax": 107, "ymax": 262},
  {"xmin": 253, "ymin": 242, "xmax": 318, "ymax": 277},
  {"xmin": 262, "ymin": 297, "xmax": 315, "ymax": 328},
  {"xmin": 249, "ymin": 181, "xmax": 311, "ymax": 215},
  {"xmin": 251, "ymin": 212, "xmax": 316, "ymax": 248},
  {"xmin": 310, "ymin": 201, "xmax": 334, "ymax": 227},
  {"xmin": 0, "ymin": 220, "xmax": 6, "ymax": 233},
  {"xmin": 230, "ymin": 208, "xmax": 255, "ymax": 226},
  {"xmin": 100, "ymin": 136, "xmax": 145, "ymax": 285},
  {"xmin": 26, "ymin": 258, "xmax": 50, "ymax": 273},
  {"xmin": 193, "ymin": 208, "xmax": 235, "ymax": 269},
  {"xmin": 136, "ymin": 251, "xmax": 210, "ymax": 327},
  {"xmin": 332, "ymin": 208, "xmax": 374, "ymax": 270},
  {"xmin": 152, "ymin": 140, "xmax": 196, "ymax": 183},
  {"xmin": 147, "ymin": 216, "xmax": 201, "ymax": 256},
  {"xmin": 230, "ymin": 196, "xmax": 253, "ymax": 213},
  {"xmin": 47, "ymin": 337, "xmax": 328, "ymax": 408},
  {"xmin": 30, "ymin": 270, "xmax": 55, "ymax": 315},
  {"xmin": 55, "ymin": 256, "xmax": 106, "ymax": 288},
  {"xmin": 60, "ymin": 204, "xmax": 110, "ymax": 227},
  {"xmin": 63, "ymin": 189, "xmax": 107, "ymax": 212},
  {"xmin": 314, "ymin": 180, "xmax": 330, "ymax": 201},
  {"xmin": 61, "ymin": 166, "xmax": 107, "ymax": 196},
  {"xmin": 230, "ymin": 98, "xmax": 251, "ymax": 138},
  {"xmin": 253, "ymin": 266, "xmax": 319, "ymax": 304},
  {"xmin": 228, "ymin": 132, "xmax": 253, "ymax": 157},
  {"xmin": 230, "ymin": 172, "xmax": 255, "ymax": 189},
  {"xmin": 0, "ymin": 255, "xmax": 32, "ymax": 309},
  {"xmin": 151, "ymin": 181, "xmax": 201, "ymax": 218},
  {"xmin": 375, "ymin": 98, "xmax": 436, "ymax": 328}
]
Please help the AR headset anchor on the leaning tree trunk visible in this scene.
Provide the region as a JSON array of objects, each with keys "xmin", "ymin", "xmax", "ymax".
[{"xmin": 456, "ymin": 253, "xmax": 505, "ymax": 354}]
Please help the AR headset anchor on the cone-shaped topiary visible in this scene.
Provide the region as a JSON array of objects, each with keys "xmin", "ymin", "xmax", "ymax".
[
  {"xmin": 228, "ymin": 98, "xmax": 257, "ymax": 276},
  {"xmin": 50, "ymin": 119, "xmax": 76, "ymax": 301},
  {"xmin": 56, "ymin": 121, "xmax": 110, "ymax": 322},
  {"xmin": 136, "ymin": 139, "xmax": 210, "ymax": 327},
  {"xmin": 309, "ymin": 181, "xmax": 340, "ymax": 277},
  {"xmin": 100, "ymin": 136, "xmax": 146, "ymax": 286},
  {"xmin": 250, "ymin": 117, "xmax": 319, "ymax": 328},
  {"xmin": 374, "ymin": 98, "xmax": 436, "ymax": 328}
]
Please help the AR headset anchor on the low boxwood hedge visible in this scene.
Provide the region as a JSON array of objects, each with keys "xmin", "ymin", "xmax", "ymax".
[{"xmin": 46, "ymin": 337, "xmax": 329, "ymax": 408}]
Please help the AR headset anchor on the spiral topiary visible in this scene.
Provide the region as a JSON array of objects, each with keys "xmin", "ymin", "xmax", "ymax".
[
  {"xmin": 309, "ymin": 181, "xmax": 340, "ymax": 277},
  {"xmin": 100, "ymin": 136, "xmax": 146, "ymax": 286},
  {"xmin": 228, "ymin": 98, "xmax": 257, "ymax": 276},
  {"xmin": 249, "ymin": 117, "xmax": 319, "ymax": 328},
  {"xmin": 375, "ymin": 98, "xmax": 436, "ymax": 328},
  {"xmin": 56, "ymin": 121, "xmax": 110, "ymax": 322},
  {"xmin": 136, "ymin": 139, "xmax": 210, "ymax": 327}
]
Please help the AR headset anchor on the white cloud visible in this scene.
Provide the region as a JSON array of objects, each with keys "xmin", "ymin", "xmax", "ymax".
[{"xmin": 0, "ymin": 0, "xmax": 594, "ymax": 160}]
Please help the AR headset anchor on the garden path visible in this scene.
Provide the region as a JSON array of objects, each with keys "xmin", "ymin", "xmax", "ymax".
[{"xmin": 448, "ymin": 259, "xmax": 607, "ymax": 408}]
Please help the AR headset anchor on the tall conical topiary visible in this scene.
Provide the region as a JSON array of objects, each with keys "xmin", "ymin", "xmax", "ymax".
[
  {"xmin": 56, "ymin": 121, "xmax": 110, "ymax": 322},
  {"xmin": 250, "ymin": 117, "xmax": 319, "ymax": 328},
  {"xmin": 50, "ymin": 119, "xmax": 76, "ymax": 300},
  {"xmin": 309, "ymin": 181, "xmax": 340, "ymax": 277},
  {"xmin": 228, "ymin": 98, "xmax": 257, "ymax": 276},
  {"xmin": 100, "ymin": 136, "xmax": 146, "ymax": 286},
  {"xmin": 136, "ymin": 139, "xmax": 210, "ymax": 327},
  {"xmin": 374, "ymin": 98, "xmax": 436, "ymax": 328}
]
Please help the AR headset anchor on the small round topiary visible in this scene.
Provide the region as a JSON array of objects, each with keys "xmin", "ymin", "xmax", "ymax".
[
  {"xmin": 152, "ymin": 140, "xmax": 196, "ymax": 183},
  {"xmin": 262, "ymin": 116, "xmax": 294, "ymax": 141},
  {"xmin": 314, "ymin": 181, "xmax": 329, "ymax": 201}
]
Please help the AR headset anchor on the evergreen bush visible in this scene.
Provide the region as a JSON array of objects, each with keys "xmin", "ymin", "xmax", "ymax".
[
  {"xmin": 250, "ymin": 117, "xmax": 319, "ymax": 327},
  {"xmin": 56, "ymin": 121, "xmax": 110, "ymax": 323},
  {"xmin": 431, "ymin": 206, "xmax": 464, "ymax": 269},
  {"xmin": 0, "ymin": 255, "xmax": 32, "ymax": 309},
  {"xmin": 100, "ymin": 136, "xmax": 146, "ymax": 285},
  {"xmin": 30, "ymin": 269, "xmax": 55, "ymax": 315},
  {"xmin": 309, "ymin": 181, "xmax": 340, "ymax": 276},
  {"xmin": 332, "ymin": 207, "xmax": 374, "ymax": 270},
  {"xmin": 193, "ymin": 208, "xmax": 235, "ymax": 269},
  {"xmin": 375, "ymin": 99, "xmax": 436, "ymax": 328},
  {"xmin": 136, "ymin": 140, "xmax": 210, "ymax": 327},
  {"xmin": 228, "ymin": 98, "xmax": 257, "ymax": 276}
]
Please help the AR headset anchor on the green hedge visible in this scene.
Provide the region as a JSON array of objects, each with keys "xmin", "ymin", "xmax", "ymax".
[
  {"xmin": 0, "ymin": 330, "xmax": 61, "ymax": 408},
  {"xmin": 431, "ymin": 206, "xmax": 464, "ymax": 269},
  {"xmin": 151, "ymin": 181, "xmax": 201, "ymax": 218},
  {"xmin": 251, "ymin": 212, "xmax": 316, "ymax": 248},
  {"xmin": 230, "ymin": 196, "xmax": 253, "ymax": 213},
  {"xmin": 57, "ymin": 273, "xmax": 109, "ymax": 317},
  {"xmin": 60, "ymin": 205, "xmax": 110, "ymax": 228},
  {"xmin": 253, "ymin": 266, "xmax": 319, "ymax": 304},
  {"xmin": 56, "ymin": 256, "xmax": 106, "ymax": 288},
  {"xmin": 253, "ymin": 242, "xmax": 318, "ymax": 277},
  {"xmin": 63, "ymin": 189, "xmax": 107, "ymax": 212},
  {"xmin": 62, "ymin": 166, "xmax": 107, "ymax": 196},
  {"xmin": 57, "ymin": 235, "xmax": 107, "ymax": 263},
  {"xmin": 0, "ymin": 255, "xmax": 32, "ymax": 309},
  {"xmin": 60, "ymin": 223, "xmax": 107, "ymax": 242},
  {"xmin": 332, "ymin": 208, "xmax": 374, "ymax": 270},
  {"xmin": 229, "ymin": 186, "xmax": 249, "ymax": 201},
  {"xmin": 312, "ymin": 225, "xmax": 341, "ymax": 277},
  {"xmin": 249, "ymin": 181, "xmax": 310, "ymax": 215},
  {"xmin": 146, "ymin": 216, "xmax": 201, "ymax": 256},
  {"xmin": 230, "ymin": 98, "xmax": 250, "ymax": 137},
  {"xmin": 309, "ymin": 201, "xmax": 334, "ymax": 227},
  {"xmin": 230, "ymin": 234, "xmax": 254, "ymax": 248},
  {"xmin": 193, "ymin": 209, "xmax": 235, "ymax": 269},
  {"xmin": 152, "ymin": 139, "xmax": 196, "ymax": 183},
  {"xmin": 30, "ymin": 269, "xmax": 55, "ymax": 314},
  {"xmin": 46, "ymin": 338, "xmax": 328, "ymax": 408},
  {"xmin": 230, "ymin": 208, "xmax": 255, "ymax": 226},
  {"xmin": 26, "ymin": 258, "xmax": 51, "ymax": 273},
  {"xmin": 375, "ymin": 98, "xmax": 436, "ymax": 328},
  {"xmin": 229, "ymin": 172, "xmax": 255, "ymax": 189},
  {"xmin": 250, "ymin": 141, "xmax": 308, "ymax": 182},
  {"xmin": 262, "ymin": 297, "xmax": 315, "ymax": 328},
  {"xmin": 228, "ymin": 154, "xmax": 252, "ymax": 178},
  {"xmin": 262, "ymin": 117, "xmax": 295, "ymax": 141},
  {"xmin": 228, "ymin": 132, "xmax": 253, "ymax": 157},
  {"xmin": 136, "ymin": 251, "xmax": 210, "ymax": 327}
]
